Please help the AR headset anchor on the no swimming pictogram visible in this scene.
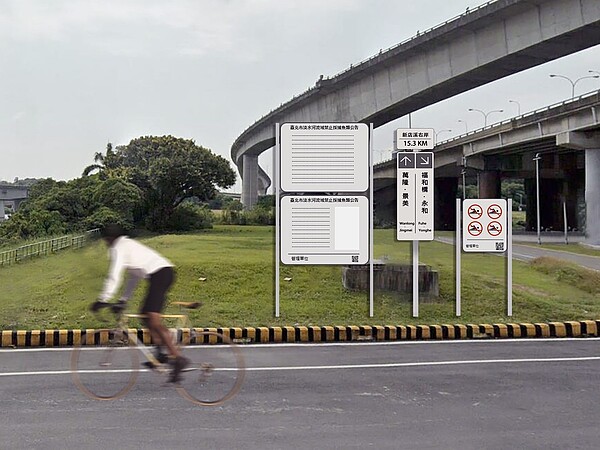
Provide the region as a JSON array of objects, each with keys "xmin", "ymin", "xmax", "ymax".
[
  {"xmin": 467, "ymin": 221, "xmax": 483, "ymax": 236},
  {"xmin": 487, "ymin": 204, "xmax": 502, "ymax": 220},
  {"xmin": 487, "ymin": 221, "xmax": 502, "ymax": 236},
  {"xmin": 467, "ymin": 203, "xmax": 483, "ymax": 220}
]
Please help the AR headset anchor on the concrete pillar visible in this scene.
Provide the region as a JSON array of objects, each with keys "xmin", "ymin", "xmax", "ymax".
[
  {"xmin": 373, "ymin": 182, "xmax": 396, "ymax": 227},
  {"xmin": 241, "ymin": 154, "xmax": 259, "ymax": 209},
  {"xmin": 0, "ymin": 199, "xmax": 4, "ymax": 221},
  {"xmin": 585, "ymin": 148, "xmax": 600, "ymax": 245},
  {"xmin": 478, "ymin": 171, "xmax": 501, "ymax": 198},
  {"xmin": 434, "ymin": 177, "xmax": 458, "ymax": 230}
]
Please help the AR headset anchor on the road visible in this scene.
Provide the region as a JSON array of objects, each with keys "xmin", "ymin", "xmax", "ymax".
[
  {"xmin": 1, "ymin": 339, "xmax": 600, "ymax": 449},
  {"xmin": 437, "ymin": 233, "xmax": 600, "ymax": 271}
]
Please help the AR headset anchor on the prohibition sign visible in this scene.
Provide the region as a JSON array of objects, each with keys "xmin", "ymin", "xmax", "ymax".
[
  {"xmin": 467, "ymin": 221, "xmax": 483, "ymax": 236},
  {"xmin": 487, "ymin": 221, "xmax": 502, "ymax": 236},
  {"xmin": 487, "ymin": 204, "xmax": 502, "ymax": 220},
  {"xmin": 467, "ymin": 204, "xmax": 483, "ymax": 220}
]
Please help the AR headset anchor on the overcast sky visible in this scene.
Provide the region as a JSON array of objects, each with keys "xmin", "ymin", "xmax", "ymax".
[{"xmin": 2, "ymin": 0, "xmax": 600, "ymax": 190}]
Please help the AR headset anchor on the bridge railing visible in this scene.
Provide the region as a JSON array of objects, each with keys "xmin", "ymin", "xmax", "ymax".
[
  {"xmin": 435, "ymin": 88, "xmax": 600, "ymax": 147},
  {"xmin": 235, "ymin": 0, "xmax": 499, "ymax": 139},
  {"xmin": 0, "ymin": 228, "xmax": 100, "ymax": 267},
  {"xmin": 373, "ymin": 87, "xmax": 600, "ymax": 166}
]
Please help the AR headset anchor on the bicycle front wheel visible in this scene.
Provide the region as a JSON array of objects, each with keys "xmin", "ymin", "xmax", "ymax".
[
  {"xmin": 71, "ymin": 329, "xmax": 139, "ymax": 401},
  {"xmin": 176, "ymin": 331, "xmax": 245, "ymax": 406}
]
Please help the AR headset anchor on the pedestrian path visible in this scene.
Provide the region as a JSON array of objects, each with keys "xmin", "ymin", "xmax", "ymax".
[{"xmin": 435, "ymin": 233, "xmax": 600, "ymax": 271}]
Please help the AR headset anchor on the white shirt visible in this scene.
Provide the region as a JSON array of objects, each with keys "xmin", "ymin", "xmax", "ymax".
[{"xmin": 99, "ymin": 236, "xmax": 174, "ymax": 302}]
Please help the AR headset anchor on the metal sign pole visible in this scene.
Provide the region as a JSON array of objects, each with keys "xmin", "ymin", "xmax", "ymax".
[
  {"xmin": 275, "ymin": 123, "xmax": 281, "ymax": 318},
  {"xmin": 507, "ymin": 198, "xmax": 513, "ymax": 316},
  {"xmin": 456, "ymin": 198, "xmax": 461, "ymax": 317},
  {"xmin": 413, "ymin": 240, "xmax": 419, "ymax": 317},
  {"xmin": 369, "ymin": 124, "xmax": 374, "ymax": 317}
]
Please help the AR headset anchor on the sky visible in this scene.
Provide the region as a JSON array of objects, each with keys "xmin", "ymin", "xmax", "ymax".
[{"xmin": 1, "ymin": 0, "xmax": 600, "ymax": 191}]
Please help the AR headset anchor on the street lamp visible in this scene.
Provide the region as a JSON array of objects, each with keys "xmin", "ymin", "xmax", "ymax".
[
  {"xmin": 508, "ymin": 99, "xmax": 521, "ymax": 116},
  {"xmin": 435, "ymin": 129, "xmax": 452, "ymax": 141},
  {"xmin": 468, "ymin": 108, "xmax": 504, "ymax": 127},
  {"xmin": 533, "ymin": 153, "xmax": 542, "ymax": 245},
  {"xmin": 458, "ymin": 119, "xmax": 468, "ymax": 133},
  {"xmin": 549, "ymin": 73, "xmax": 600, "ymax": 99}
]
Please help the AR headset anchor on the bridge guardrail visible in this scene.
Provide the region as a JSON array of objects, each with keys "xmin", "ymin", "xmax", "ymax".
[
  {"xmin": 0, "ymin": 229, "xmax": 100, "ymax": 267},
  {"xmin": 235, "ymin": 0, "xmax": 499, "ymax": 138}
]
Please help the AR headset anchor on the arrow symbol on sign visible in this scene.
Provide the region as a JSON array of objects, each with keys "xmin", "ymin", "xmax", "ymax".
[
  {"xmin": 420, "ymin": 156, "xmax": 430, "ymax": 164},
  {"xmin": 400, "ymin": 156, "xmax": 411, "ymax": 166}
]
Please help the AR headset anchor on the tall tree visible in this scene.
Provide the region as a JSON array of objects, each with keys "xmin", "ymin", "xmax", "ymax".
[
  {"xmin": 118, "ymin": 135, "xmax": 236, "ymax": 230},
  {"xmin": 82, "ymin": 143, "xmax": 124, "ymax": 178}
]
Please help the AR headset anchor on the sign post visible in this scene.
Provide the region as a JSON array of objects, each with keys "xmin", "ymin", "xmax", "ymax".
[
  {"xmin": 458, "ymin": 198, "xmax": 512, "ymax": 316},
  {"xmin": 396, "ymin": 128, "xmax": 435, "ymax": 318},
  {"xmin": 276, "ymin": 123, "xmax": 372, "ymax": 317}
]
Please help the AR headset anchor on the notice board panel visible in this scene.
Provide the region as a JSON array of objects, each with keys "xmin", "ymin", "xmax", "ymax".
[{"xmin": 280, "ymin": 195, "xmax": 369, "ymax": 265}]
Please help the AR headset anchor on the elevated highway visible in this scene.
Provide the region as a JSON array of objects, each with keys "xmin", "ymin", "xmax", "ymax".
[
  {"xmin": 373, "ymin": 89, "xmax": 600, "ymax": 243},
  {"xmin": 232, "ymin": 0, "xmax": 600, "ymax": 208},
  {"xmin": 0, "ymin": 185, "xmax": 28, "ymax": 220}
]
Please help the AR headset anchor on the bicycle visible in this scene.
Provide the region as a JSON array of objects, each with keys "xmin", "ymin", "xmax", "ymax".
[{"xmin": 70, "ymin": 301, "xmax": 245, "ymax": 406}]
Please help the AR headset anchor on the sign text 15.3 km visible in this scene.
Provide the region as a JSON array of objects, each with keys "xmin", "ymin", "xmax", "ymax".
[{"xmin": 395, "ymin": 128, "xmax": 435, "ymax": 151}]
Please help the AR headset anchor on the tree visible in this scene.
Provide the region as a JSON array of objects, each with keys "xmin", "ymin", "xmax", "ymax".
[
  {"xmin": 117, "ymin": 136, "xmax": 236, "ymax": 230},
  {"xmin": 82, "ymin": 143, "xmax": 125, "ymax": 178}
]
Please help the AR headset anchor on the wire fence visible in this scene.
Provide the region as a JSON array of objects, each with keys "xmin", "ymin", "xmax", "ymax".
[{"xmin": 0, "ymin": 229, "xmax": 100, "ymax": 267}]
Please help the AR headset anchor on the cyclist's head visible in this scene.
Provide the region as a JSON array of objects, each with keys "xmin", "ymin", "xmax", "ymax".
[{"xmin": 100, "ymin": 223, "xmax": 126, "ymax": 245}]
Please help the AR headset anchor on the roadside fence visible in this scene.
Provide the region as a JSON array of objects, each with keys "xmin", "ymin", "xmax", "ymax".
[{"xmin": 0, "ymin": 229, "xmax": 100, "ymax": 266}]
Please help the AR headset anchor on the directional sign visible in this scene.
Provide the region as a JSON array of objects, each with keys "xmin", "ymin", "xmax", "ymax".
[
  {"xmin": 395, "ymin": 128, "xmax": 435, "ymax": 151},
  {"xmin": 463, "ymin": 199, "xmax": 507, "ymax": 252},
  {"xmin": 397, "ymin": 152, "xmax": 434, "ymax": 241}
]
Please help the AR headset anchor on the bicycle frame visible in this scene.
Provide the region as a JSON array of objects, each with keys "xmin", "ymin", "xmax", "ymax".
[{"xmin": 72, "ymin": 301, "xmax": 245, "ymax": 405}]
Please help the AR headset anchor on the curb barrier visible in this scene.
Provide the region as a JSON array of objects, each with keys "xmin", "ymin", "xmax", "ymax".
[{"xmin": 1, "ymin": 320, "xmax": 599, "ymax": 347}]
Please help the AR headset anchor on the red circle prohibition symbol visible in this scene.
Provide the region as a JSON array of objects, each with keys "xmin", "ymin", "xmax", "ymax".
[
  {"xmin": 487, "ymin": 221, "xmax": 503, "ymax": 236},
  {"xmin": 487, "ymin": 204, "xmax": 502, "ymax": 220},
  {"xmin": 467, "ymin": 221, "xmax": 483, "ymax": 236},
  {"xmin": 467, "ymin": 204, "xmax": 483, "ymax": 220}
]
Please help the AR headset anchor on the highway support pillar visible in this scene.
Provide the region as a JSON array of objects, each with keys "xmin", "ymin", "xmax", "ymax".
[{"xmin": 241, "ymin": 154, "xmax": 259, "ymax": 209}]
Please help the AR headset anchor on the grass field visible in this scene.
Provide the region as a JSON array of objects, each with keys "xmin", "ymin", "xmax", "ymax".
[{"xmin": 1, "ymin": 225, "xmax": 599, "ymax": 330}]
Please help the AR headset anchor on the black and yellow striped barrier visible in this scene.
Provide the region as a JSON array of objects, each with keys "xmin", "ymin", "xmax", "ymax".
[{"xmin": 1, "ymin": 320, "xmax": 599, "ymax": 347}]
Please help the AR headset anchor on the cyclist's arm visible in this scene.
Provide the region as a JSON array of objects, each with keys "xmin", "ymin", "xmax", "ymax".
[
  {"xmin": 98, "ymin": 246, "xmax": 126, "ymax": 302},
  {"xmin": 119, "ymin": 272, "xmax": 142, "ymax": 302}
]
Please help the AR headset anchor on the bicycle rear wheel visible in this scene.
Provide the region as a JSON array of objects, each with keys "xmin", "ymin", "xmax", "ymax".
[
  {"xmin": 71, "ymin": 329, "xmax": 139, "ymax": 401},
  {"xmin": 176, "ymin": 331, "xmax": 245, "ymax": 406}
]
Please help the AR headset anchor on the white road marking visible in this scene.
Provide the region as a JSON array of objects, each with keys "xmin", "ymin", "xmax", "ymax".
[
  {"xmin": 1, "ymin": 356, "xmax": 599, "ymax": 377},
  {"xmin": 1, "ymin": 337, "xmax": 600, "ymax": 352}
]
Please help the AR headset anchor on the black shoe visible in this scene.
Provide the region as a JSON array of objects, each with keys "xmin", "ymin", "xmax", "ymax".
[
  {"xmin": 169, "ymin": 356, "xmax": 190, "ymax": 383},
  {"xmin": 155, "ymin": 351, "xmax": 169, "ymax": 364},
  {"xmin": 143, "ymin": 350, "xmax": 169, "ymax": 370}
]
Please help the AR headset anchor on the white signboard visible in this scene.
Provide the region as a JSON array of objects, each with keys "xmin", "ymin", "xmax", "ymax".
[
  {"xmin": 397, "ymin": 152, "xmax": 434, "ymax": 241},
  {"xmin": 463, "ymin": 199, "xmax": 507, "ymax": 252},
  {"xmin": 280, "ymin": 195, "xmax": 369, "ymax": 265},
  {"xmin": 395, "ymin": 128, "xmax": 435, "ymax": 151},
  {"xmin": 280, "ymin": 123, "xmax": 369, "ymax": 192}
]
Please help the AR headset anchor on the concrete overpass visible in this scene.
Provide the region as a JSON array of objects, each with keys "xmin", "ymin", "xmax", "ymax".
[
  {"xmin": 231, "ymin": 0, "xmax": 600, "ymax": 208},
  {"xmin": 373, "ymin": 89, "xmax": 600, "ymax": 243},
  {"xmin": 0, "ymin": 185, "xmax": 28, "ymax": 220}
]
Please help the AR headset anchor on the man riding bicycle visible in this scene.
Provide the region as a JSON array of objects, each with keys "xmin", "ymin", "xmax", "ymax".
[{"xmin": 90, "ymin": 224, "xmax": 189, "ymax": 382}]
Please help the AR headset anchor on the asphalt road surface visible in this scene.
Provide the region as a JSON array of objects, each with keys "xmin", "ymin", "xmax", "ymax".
[
  {"xmin": 437, "ymin": 234, "xmax": 600, "ymax": 271},
  {"xmin": 1, "ymin": 339, "xmax": 599, "ymax": 449}
]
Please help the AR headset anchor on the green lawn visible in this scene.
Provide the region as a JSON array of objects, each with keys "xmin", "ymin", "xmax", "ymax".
[{"xmin": 1, "ymin": 225, "xmax": 599, "ymax": 330}]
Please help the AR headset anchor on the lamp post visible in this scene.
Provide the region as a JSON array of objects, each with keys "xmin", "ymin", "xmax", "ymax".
[
  {"xmin": 508, "ymin": 99, "xmax": 521, "ymax": 116},
  {"xmin": 458, "ymin": 119, "xmax": 468, "ymax": 133},
  {"xmin": 461, "ymin": 156, "xmax": 467, "ymax": 200},
  {"xmin": 435, "ymin": 129, "xmax": 452, "ymax": 141},
  {"xmin": 533, "ymin": 153, "xmax": 542, "ymax": 245},
  {"xmin": 549, "ymin": 73, "xmax": 600, "ymax": 99},
  {"xmin": 468, "ymin": 108, "xmax": 504, "ymax": 127}
]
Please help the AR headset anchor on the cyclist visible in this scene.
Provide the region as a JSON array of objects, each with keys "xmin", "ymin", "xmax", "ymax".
[{"xmin": 90, "ymin": 224, "xmax": 189, "ymax": 382}]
